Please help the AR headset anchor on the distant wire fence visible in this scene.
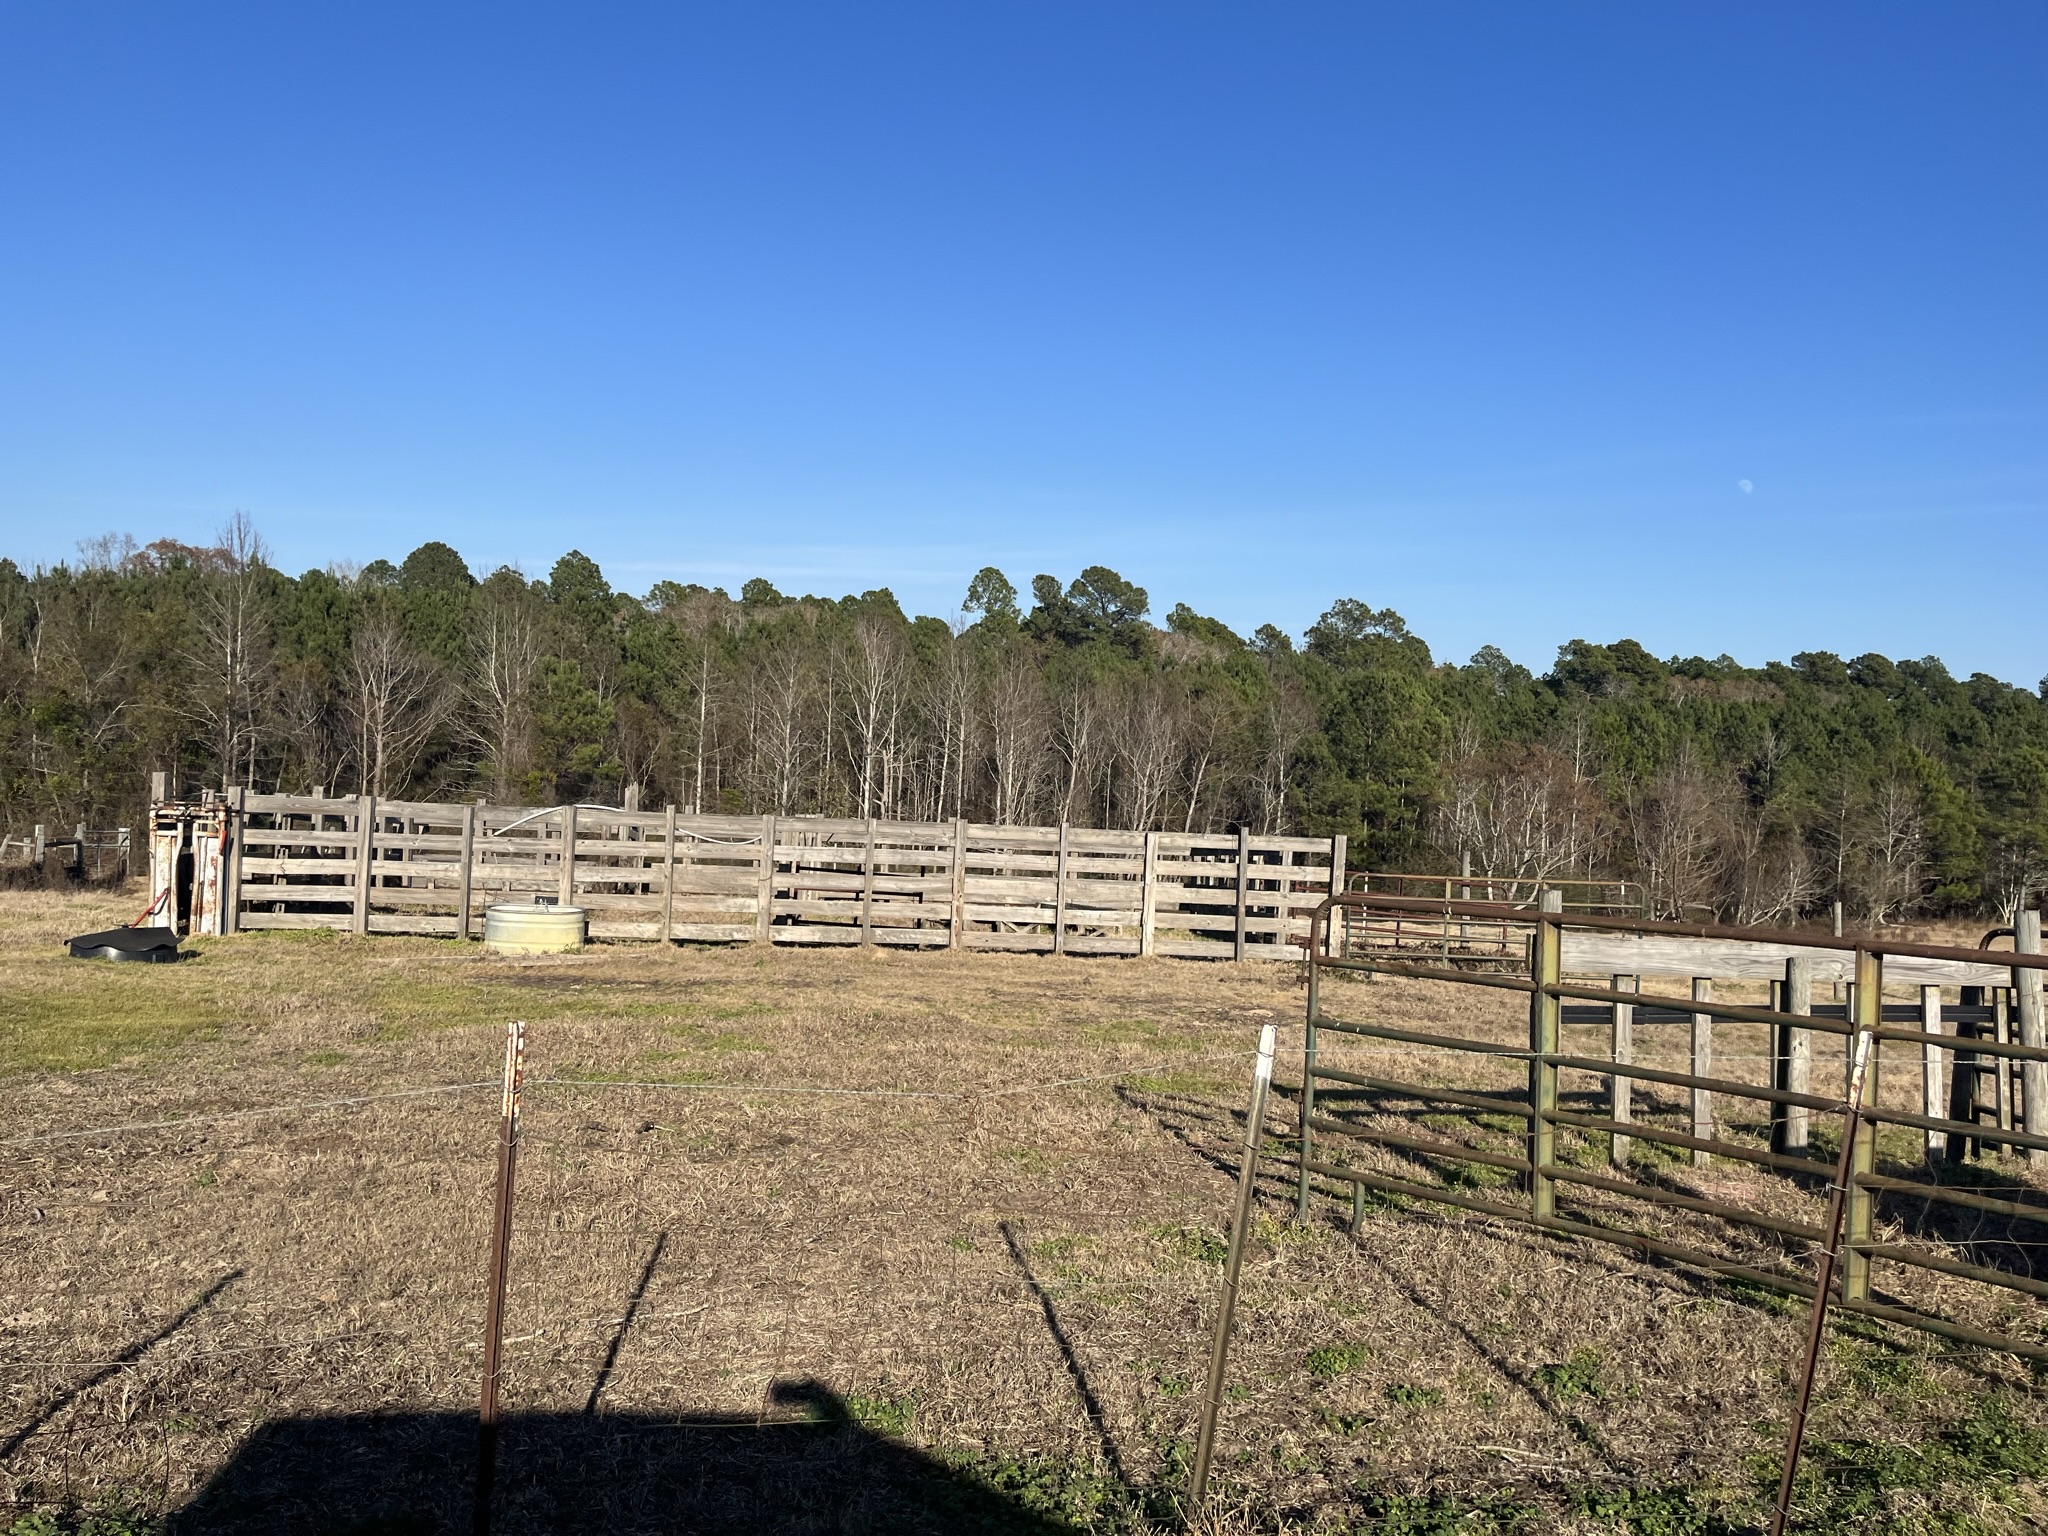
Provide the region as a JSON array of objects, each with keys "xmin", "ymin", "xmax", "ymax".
[
  {"xmin": 0, "ymin": 1034, "xmax": 1275, "ymax": 1528},
  {"xmin": 0, "ymin": 825, "xmax": 132, "ymax": 881}
]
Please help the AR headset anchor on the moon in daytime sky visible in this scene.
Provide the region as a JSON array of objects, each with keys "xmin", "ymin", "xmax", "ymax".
[{"xmin": 1738, "ymin": 479, "xmax": 1754, "ymax": 493}]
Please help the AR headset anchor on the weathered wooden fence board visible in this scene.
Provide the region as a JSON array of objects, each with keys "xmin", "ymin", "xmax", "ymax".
[{"xmin": 218, "ymin": 795, "xmax": 1340, "ymax": 958}]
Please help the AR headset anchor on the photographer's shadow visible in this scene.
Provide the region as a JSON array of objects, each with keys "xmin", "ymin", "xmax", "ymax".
[{"xmin": 170, "ymin": 1379, "xmax": 1078, "ymax": 1535}]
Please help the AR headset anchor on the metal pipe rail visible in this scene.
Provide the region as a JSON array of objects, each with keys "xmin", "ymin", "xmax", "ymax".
[{"xmin": 1294, "ymin": 892, "xmax": 2048, "ymax": 1365}]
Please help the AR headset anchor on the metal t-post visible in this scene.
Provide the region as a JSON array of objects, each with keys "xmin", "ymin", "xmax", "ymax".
[
  {"xmin": 1296, "ymin": 911, "xmax": 1321, "ymax": 1221},
  {"xmin": 1769, "ymin": 1009, "xmax": 1877, "ymax": 1536},
  {"xmin": 1528, "ymin": 891, "xmax": 1563, "ymax": 1219},
  {"xmin": 474, "ymin": 1020, "xmax": 527, "ymax": 1536},
  {"xmin": 1190, "ymin": 1021, "xmax": 1278, "ymax": 1506}
]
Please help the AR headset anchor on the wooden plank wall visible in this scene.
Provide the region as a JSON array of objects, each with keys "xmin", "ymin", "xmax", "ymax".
[{"xmin": 228, "ymin": 794, "xmax": 1341, "ymax": 959}]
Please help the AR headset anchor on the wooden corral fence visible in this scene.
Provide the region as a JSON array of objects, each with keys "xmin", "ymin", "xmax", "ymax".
[
  {"xmin": 163, "ymin": 789, "xmax": 1346, "ymax": 960},
  {"xmin": 0, "ymin": 823, "xmax": 132, "ymax": 877}
]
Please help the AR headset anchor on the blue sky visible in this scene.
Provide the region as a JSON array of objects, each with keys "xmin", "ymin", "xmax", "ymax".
[{"xmin": 2, "ymin": 3, "xmax": 2042, "ymax": 682}]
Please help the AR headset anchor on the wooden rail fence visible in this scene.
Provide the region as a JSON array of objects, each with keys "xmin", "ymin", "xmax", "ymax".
[{"xmin": 179, "ymin": 792, "xmax": 1344, "ymax": 959}]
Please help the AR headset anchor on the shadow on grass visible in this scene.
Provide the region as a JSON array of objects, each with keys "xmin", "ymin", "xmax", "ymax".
[{"xmin": 167, "ymin": 1380, "xmax": 1095, "ymax": 1535}]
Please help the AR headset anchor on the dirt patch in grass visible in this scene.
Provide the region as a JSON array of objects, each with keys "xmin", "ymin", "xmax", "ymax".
[{"xmin": 1, "ymin": 887, "xmax": 2043, "ymax": 1534}]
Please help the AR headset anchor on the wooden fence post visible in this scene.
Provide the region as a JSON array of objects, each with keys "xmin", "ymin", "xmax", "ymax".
[
  {"xmin": 352, "ymin": 795, "xmax": 376, "ymax": 936},
  {"xmin": 1843, "ymin": 950, "xmax": 1881, "ymax": 1301},
  {"xmin": 2017, "ymin": 910, "xmax": 2045, "ymax": 1166},
  {"xmin": 755, "ymin": 815, "xmax": 777, "ymax": 944},
  {"xmin": 859, "ymin": 818, "xmax": 876, "ymax": 946},
  {"xmin": 458, "ymin": 803, "xmax": 477, "ymax": 941},
  {"xmin": 660, "ymin": 806, "xmax": 679, "ymax": 944},
  {"xmin": 1775, "ymin": 958, "xmax": 1814, "ymax": 1153},
  {"xmin": 1528, "ymin": 890, "xmax": 1563, "ymax": 1219},
  {"xmin": 1053, "ymin": 822, "xmax": 1070, "ymax": 956},
  {"xmin": 1139, "ymin": 831, "xmax": 1158, "ymax": 957},
  {"xmin": 558, "ymin": 806, "xmax": 578, "ymax": 908},
  {"xmin": 1948, "ymin": 985, "xmax": 1984, "ymax": 1164},
  {"xmin": 1920, "ymin": 985, "xmax": 1945, "ymax": 1165},
  {"xmin": 221, "ymin": 787, "xmax": 244, "ymax": 936},
  {"xmin": 948, "ymin": 817, "xmax": 967, "ymax": 950},
  {"xmin": 1328, "ymin": 835, "xmax": 1347, "ymax": 958},
  {"xmin": 1609, "ymin": 974, "xmax": 1635, "ymax": 1165},
  {"xmin": 1690, "ymin": 978, "xmax": 1714, "ymax": 1163},
  {"xmin": 1233, "ymin": 827, "xmax": 1250, "ymax": 962},
  {"xmin": 1995, "ymin": 988, "xmax": 2016, "ymax": 1138}
]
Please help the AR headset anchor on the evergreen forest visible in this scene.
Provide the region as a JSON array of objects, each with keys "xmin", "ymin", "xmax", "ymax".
[{"xmin": 5, "ymin": 519, "xmax": 2045, "ymax": 922}]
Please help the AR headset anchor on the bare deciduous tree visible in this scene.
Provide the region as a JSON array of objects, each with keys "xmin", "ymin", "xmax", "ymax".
[
  {"xmin": 1112, "ymin": 676, "xmax": 1179, "ymax": 831},
  {"xmin": 1436, "ymin": 742, "xmax": 1602, "ymax": 901},
  {"xmin": 1624, "ymin": 745, "xmax": 1723, "ymax": 918},
  {"xmin": 346, "ymin": 613, "xmax": 451, "ymax": 796},
  {"xmin": 468, "ymin": 581, "xmax": 544, "ymax": 802},
  {"xmin": 181, "ymin": 513, "xmax": 273, "ymax": 790},
  {"xmin": 984, "ymin": 649, "xmax": 1049, "ymax": 825}
]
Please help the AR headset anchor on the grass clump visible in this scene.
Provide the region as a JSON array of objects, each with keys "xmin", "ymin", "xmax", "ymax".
[
  {"xmin": 844, "ymin": 1387, "xmax": 918, "ymax": 1437},
  {"xmin": 1384, "ymin": 1382, "xmax": 1445, "ymax": 1408},
  {"xmin": 1532, "ymin": 1347, "xmax": 1605, "ymax": 1405},
  {"xmin": 1149, "ymin": 1224, "xmax": 1227, "ymax": 1265},
  {"xmin": 5, "ymin": 1514, "xmax": 158, "ymax": 1536},
  {"xmin": 1306, "ymin": 1342, "xmax": 1369, "ymax": 1381}
]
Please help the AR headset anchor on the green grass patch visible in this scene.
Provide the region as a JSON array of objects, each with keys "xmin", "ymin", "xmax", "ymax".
[
  {"xmin": 1532, "ymin": 1347, "xmax": 1605, "ymax": 1405},
  {"xmin": 0, "ymin": 973, "xmax": 227, "ymax": 1074},
  {"xmin": 1384, "ymin": 1382, "xmax": 1444, "ymax": 1408},
  {"xmin": 1306, "ymin": 1342, "xmax": 1370, "ymax": 1381},
  {"xmin": 844, "ymin": 1387, "xmax": 918, "ymax": 1437},
  {"xmin": 1148, "ymin": 1224, "xmax": 1226, "ymax": 1265},
  {"xmin": 1124, "ymin": 1070, "xmax": 1225, "ymax": 1096}
]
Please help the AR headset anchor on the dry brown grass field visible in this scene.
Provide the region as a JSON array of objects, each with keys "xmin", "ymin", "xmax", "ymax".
[{"xmin": 1, "ymin": 886, "xmax": 2044, "ymax": 1536}]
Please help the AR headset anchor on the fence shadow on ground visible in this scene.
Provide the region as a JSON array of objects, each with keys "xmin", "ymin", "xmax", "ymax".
[{"xmin": 168, "ymin": 1380, "xmax": 1080, "ymax": 1536}]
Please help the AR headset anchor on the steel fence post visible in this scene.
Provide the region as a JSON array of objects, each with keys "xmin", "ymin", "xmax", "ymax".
[
  {"xmin": 1769, "ymin": 1017, "xmax": 1878, "ymax": 1536},
  {"xmin": 475, "ymin": 1019, "xmax": 526, "ymax": 1536},
  {"xmin": 1191, "ymin": 1022, "xmax": 1278, "ymax": 1506},
  {"xmin": 1297, "ymin": 909, "xmax": 1320, "ymax": 1222},
  {"xmin": 1529, "ymin": 890, "xmax": 1563, "ymax": 1220}
]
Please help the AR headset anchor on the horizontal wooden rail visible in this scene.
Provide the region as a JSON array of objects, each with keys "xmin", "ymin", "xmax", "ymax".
[{"xmin": 180, "ymin": 794, "xmax": 1346, "ymax": 960}]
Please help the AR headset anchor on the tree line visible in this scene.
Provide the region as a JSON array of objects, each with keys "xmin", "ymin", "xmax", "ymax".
[{"xmin": 4, "ymin": 517, "xmax": 2045, "ymax": 922}]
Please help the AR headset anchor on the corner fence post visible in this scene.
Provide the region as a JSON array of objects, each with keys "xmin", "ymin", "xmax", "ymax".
[
  {"xmin": 475, "ymin": 1020, "xmax": 527, "ymax": 1536},
  {"xmin": 1842, "ymin": 949, "xmax": 1881, "ymax": 1302},
  {"xmin": 1190, "ymin": 1021, "xmax": 1278, "ymax": 1506},
  {"xmin": 1297, "ymin": 909, "xmax": 1321, "ymax": 1222},
  {"xmin": 1528, "ymin": 891, "xmax": 1563, "ymax": 1221},
  {"xmin": 1769, "ymin": 1004, "xmax": 1878, "ymax": 1536}
]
